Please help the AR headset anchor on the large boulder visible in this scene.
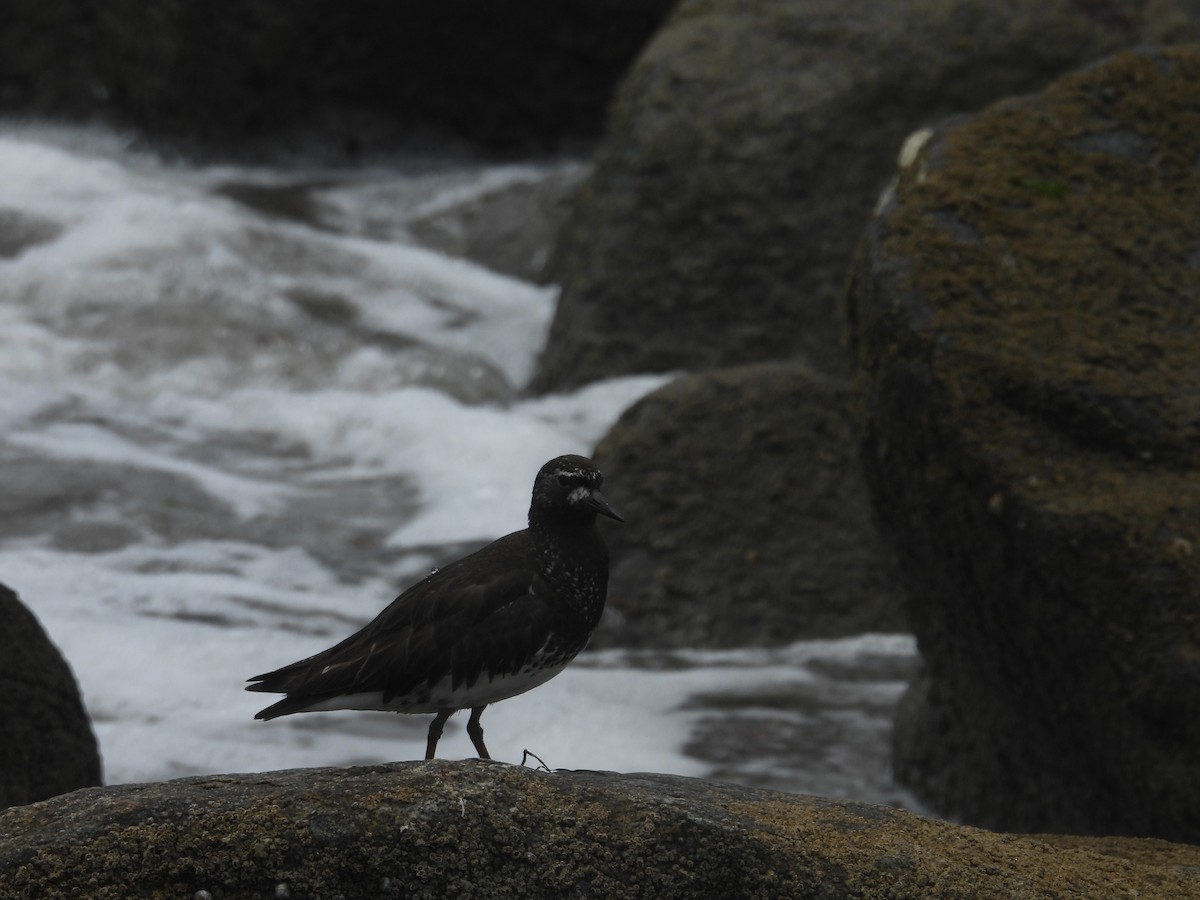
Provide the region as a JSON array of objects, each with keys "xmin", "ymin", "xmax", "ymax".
[
  {"xmin": 0, "ymin": 584, "xmax": 102, "ymax": 810},
  {"xmin": 0, "ymin": 0, "xmax": 675, "ymax": 154},
  {"xmin": 592, "ymin": 363, "xmax": 907, "ymax": 647},
  {"xmin": 532, "ymin": 0, "xmax": 1200, "ymax": 392},
  {"xmin": 2, "ymin": 762, "xmax": 1198, "ymax": 898},
  {"xmin": 849, "ymin": 45, "xmax": 1200, "ymax": 841}
]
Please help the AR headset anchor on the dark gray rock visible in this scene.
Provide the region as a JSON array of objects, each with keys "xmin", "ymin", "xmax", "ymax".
[
  {"xmin": 592, "ymin": 363, "xmax": 907, "ymax": 648},
  {"xmin": 532, "ymin": 0, "xmax": 1200, "ymax": 392},
  {"xmin": 0, "ymin": 208, "xmax": 62, "ymax": 259},
  {"xmin": 408, "ymin": 166, "xmax": 589, "ymax": 284},
  {"xmin": 0, "ymin": 451, "xmax": 439, "ymax": 583},
  {"xmin": 848, "ymin": 45, "xmax": 1200, "ymax": 842},
  {"xmin": 0, "ymin": 584, "xmax": 101, "ymax": 810},
  {"xmin": 0, "ymin": 0, "xmax": 675, "ymax": 155},
  {"xmin": 2, "ymin": 762, "xmax": 1198, "ymax": 898}
]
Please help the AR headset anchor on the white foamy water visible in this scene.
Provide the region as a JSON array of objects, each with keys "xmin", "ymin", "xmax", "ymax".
[{"xmin": 0, "ymin": 123, "xmax": 919, "ymax": 808}]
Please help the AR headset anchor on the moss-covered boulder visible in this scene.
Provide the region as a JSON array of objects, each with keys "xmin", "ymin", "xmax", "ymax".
[
  {"xmin": 0, "ymin": 584, "xmax": 102, "ymax": 810},
  {"xmin": 849, "ymin": 45, "xmax": 1200, "ymax": 841},
  {"xmin": 3, "ymin": 762, "xmax": 1199, "ymax": 898},
  {"xmin": 532, "ymin": 0, "xmax": 1200, "ymax": 392},
  {"xmin": 592, "ymin": 363, "xmax": 906, "ymax": 647}
]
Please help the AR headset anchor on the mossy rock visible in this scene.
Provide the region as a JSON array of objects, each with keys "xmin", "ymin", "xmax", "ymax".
[
  {"xmin": 3, "ymin": 762, "xmax": 1199, "ymax": 898},
  {"xmin": 849, "ymin": 44, "xmax": 1200, "ymax": 841},
  {"xmin": 532, "ymin": 0, "xmax": 1200, "ymax": 392},
  {"xmin": 592, "ymin": 363, "xmax": 907, "ymax": 648}
]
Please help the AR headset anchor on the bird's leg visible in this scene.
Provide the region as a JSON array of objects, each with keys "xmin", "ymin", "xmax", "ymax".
[
  {"xmin": 466, "ymin": 705, "xmax": 490, "ymax": 759},
  {"xmin": 426, "ymin": 709, "xmax": 452, "ymax": 760}
]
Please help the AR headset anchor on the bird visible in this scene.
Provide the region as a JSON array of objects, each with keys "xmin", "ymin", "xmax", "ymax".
[{"xmin": 246, "ymin": 454, "xmax": 623, "ymax": 761}]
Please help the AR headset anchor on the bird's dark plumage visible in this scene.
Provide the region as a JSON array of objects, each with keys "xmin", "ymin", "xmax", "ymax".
[{"xmin": 246, "ymin": 454, "xmax": 622, "ymax": 760}]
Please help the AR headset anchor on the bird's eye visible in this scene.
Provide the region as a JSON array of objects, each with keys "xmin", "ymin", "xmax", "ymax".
[{"xmin": 557, "ymin": 474, "xmax": 573, "ymax": 487}]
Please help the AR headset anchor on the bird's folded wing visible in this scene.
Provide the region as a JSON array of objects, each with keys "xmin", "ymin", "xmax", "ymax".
[{"xmin": 247, "ymin": 552, "xmax": 563, "ymax": 705}]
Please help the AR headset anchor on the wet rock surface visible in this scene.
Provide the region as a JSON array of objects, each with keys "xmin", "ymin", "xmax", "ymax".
[{"xmin": 408, "ymin": 165, "xmax": 589, "ymax": 284}]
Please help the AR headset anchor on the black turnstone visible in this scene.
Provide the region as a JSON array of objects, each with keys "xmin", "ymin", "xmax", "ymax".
[{"xmin": 246, "ymin": 454, "xmax": 622, "ymax": 760}]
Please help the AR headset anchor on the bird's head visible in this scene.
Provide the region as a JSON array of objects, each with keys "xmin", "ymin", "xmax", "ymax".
[{"xmin": 531, "ymin": 455, "xmax": 624, "ymax": 524}]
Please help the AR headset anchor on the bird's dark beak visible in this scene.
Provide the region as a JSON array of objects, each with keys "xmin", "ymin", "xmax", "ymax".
[{"xmin": 587, "ymin": 489, "xmax": 624, "ymax": 522}]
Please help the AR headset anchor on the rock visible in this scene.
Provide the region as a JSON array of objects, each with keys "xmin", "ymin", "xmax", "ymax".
[
  {"xmin": 0, "ymin": 208, "xmax": 62, "ymax": 259},
  {"xmin": 848, "ymin": 45, "xmax": 1200, "ymax": 841},
  {"xmin": 0, "ymin": 451, "xmax": 439, "ymax": 582},
  {"xmin": 0, "ymin": 584, "xmax": 102, "ymax": 810},
  {"xmin": 591, "ymin": 363, "xmax": 907, "ymax": 648},
  {"xmin": 0, "ymin": 1, "xmax": 675, "ymax": 154},
  {"xmin": 408, "ymin": 165, "xmax": 589, "ymax": 283},
  {"xmin": 2, "ymin": 762, "xmax": 1198, "ymax": 898},
  {"xmin": 531, "ymin": 0, "xmax": 1200, "ymax": 393}
]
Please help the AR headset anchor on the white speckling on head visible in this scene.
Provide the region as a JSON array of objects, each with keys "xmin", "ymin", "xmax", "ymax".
[{"xmin": 567, "ymin": 486, "xmax": 590, "ymax": 504}]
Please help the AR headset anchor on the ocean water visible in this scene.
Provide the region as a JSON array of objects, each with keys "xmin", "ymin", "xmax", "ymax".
[{"xmin": 0, "ymin": 123, "xmax": 920, "ymax": 809}]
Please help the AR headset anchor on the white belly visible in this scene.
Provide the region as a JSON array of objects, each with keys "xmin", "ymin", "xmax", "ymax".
[{"xmin": 299, "ymin": 657, "xmax": 571, "ymax": 715}]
